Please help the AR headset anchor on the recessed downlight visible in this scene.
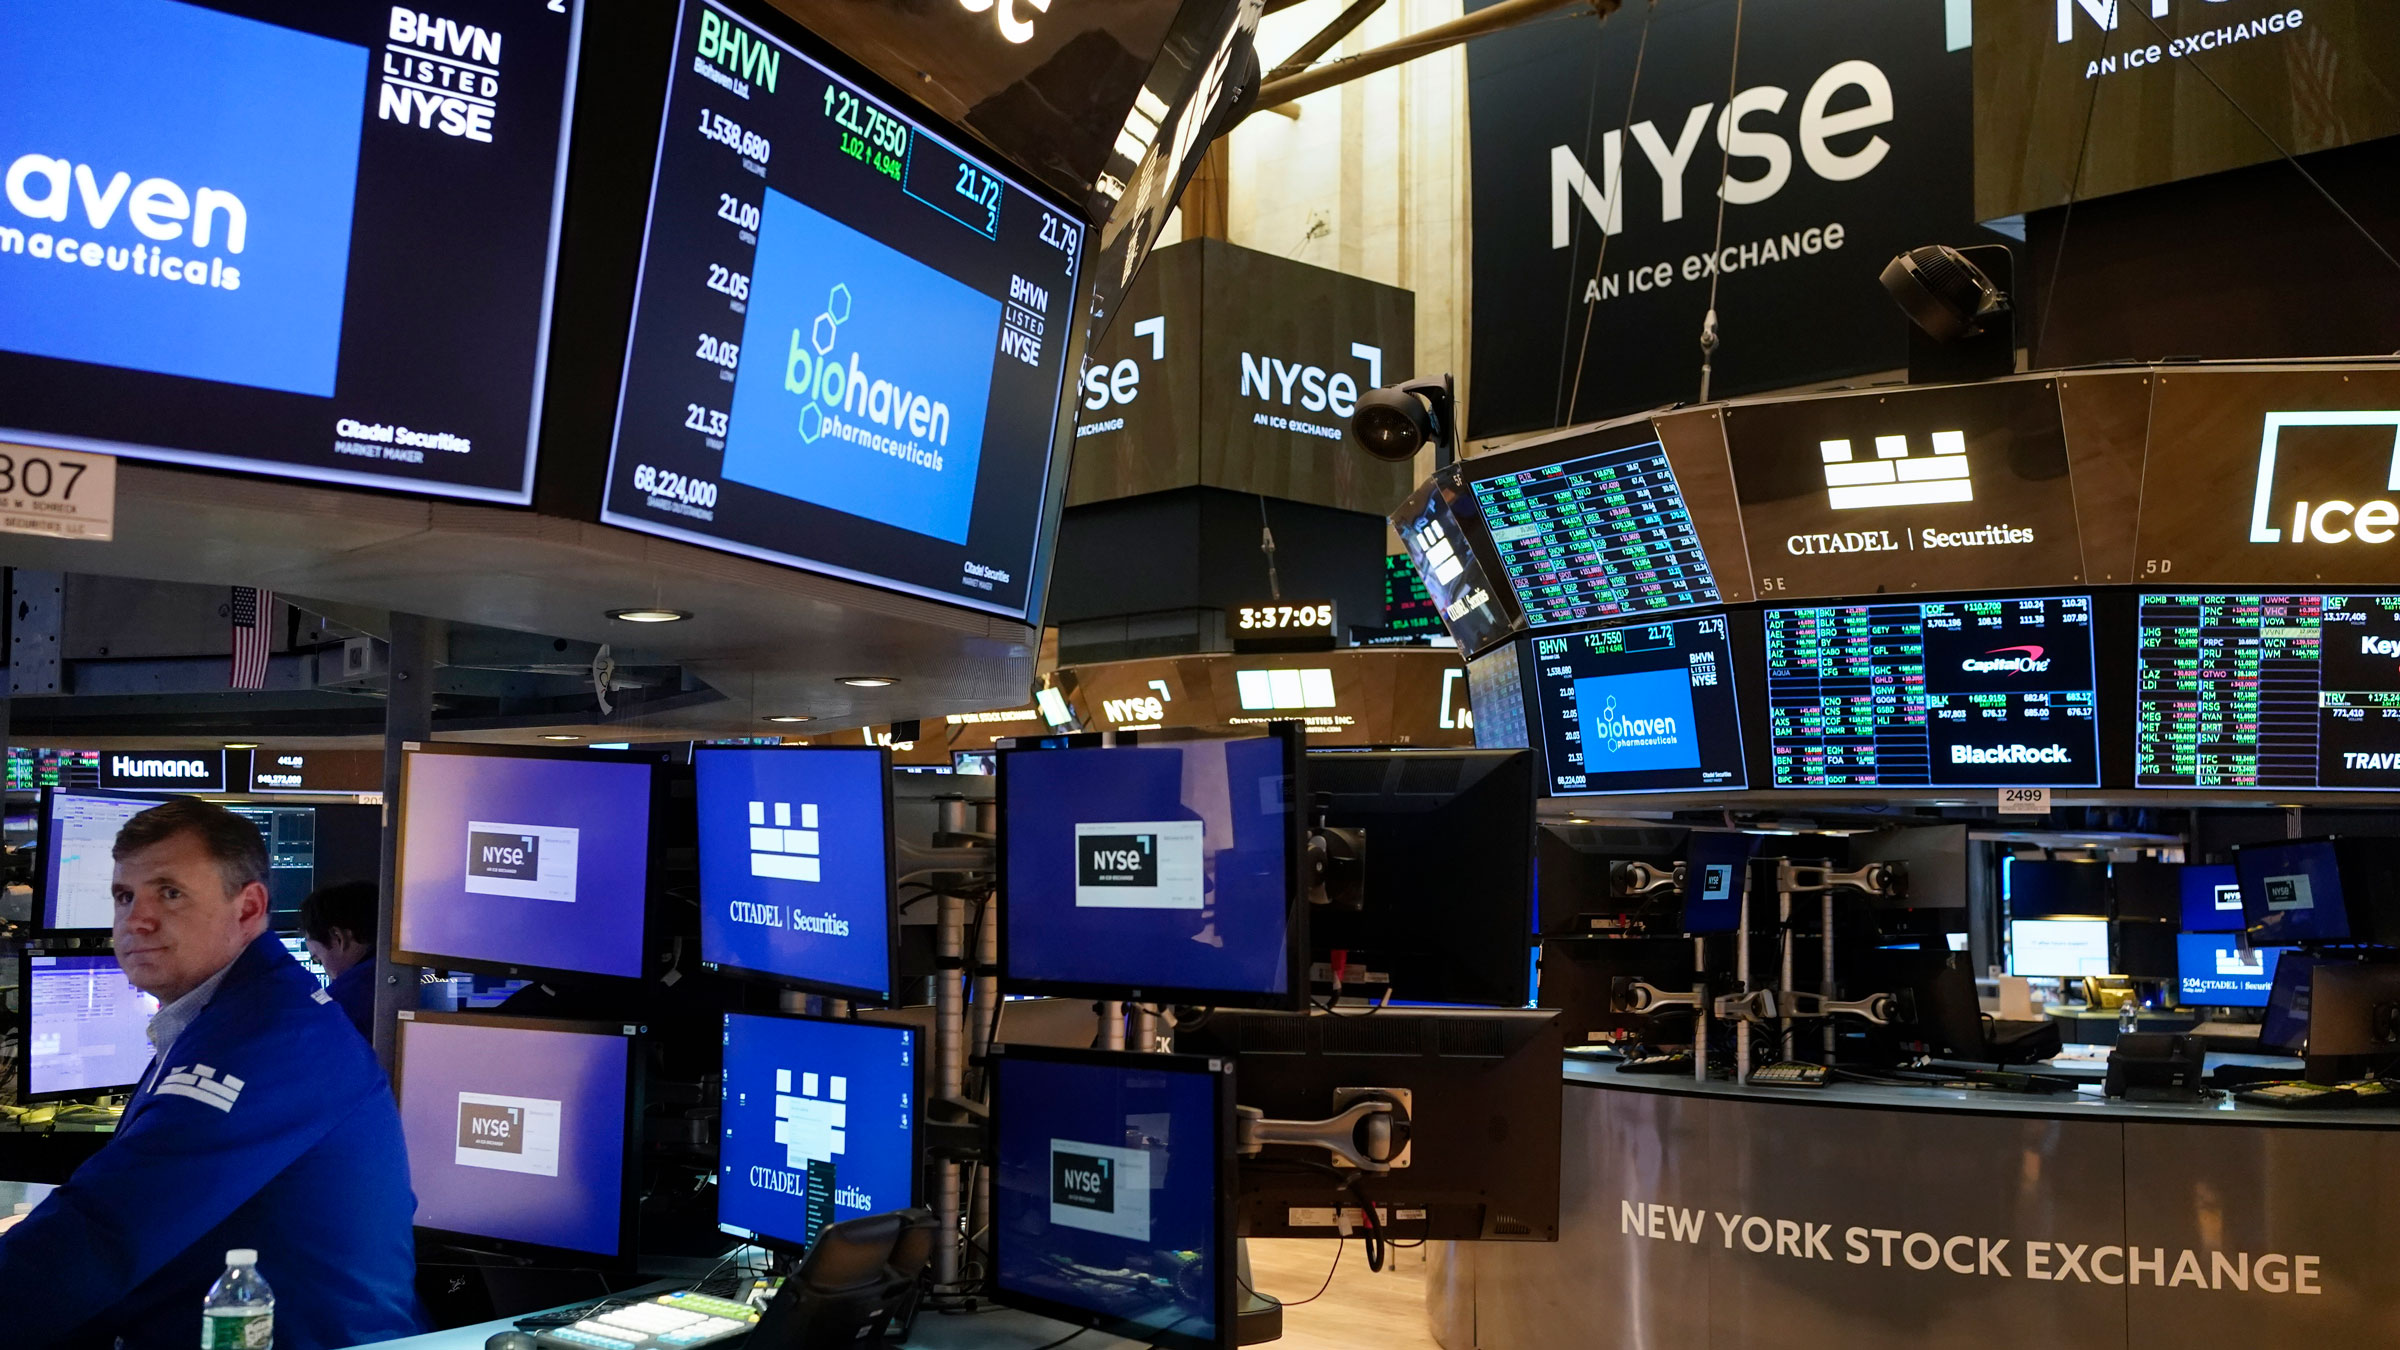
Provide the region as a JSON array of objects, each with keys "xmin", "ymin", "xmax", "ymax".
[
  {"xmin": 606, "ymin": 607, "xmax": 690, "ymax": 623},
  {"xmin": 222, "ymin": 742, "xmax": 260, "ymax": 750},
  {"xmin": 837, "ymin": 676, "xmax": 898, "ymax": 688},
  {"xmin": 540, "ymin": 733, "xmax": 582, "ymax": 741},
  {"xmin": 766, "ymin": 714, "xmax": 814, "ymax": 723}
]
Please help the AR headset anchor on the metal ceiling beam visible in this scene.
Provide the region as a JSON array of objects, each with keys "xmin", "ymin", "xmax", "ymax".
[
  {"xmin": 1251, "ymin": 0, "xmax": 1612, "ymax": 112},
  {"xmin": 1266, "ymin": 0, "xmax": 1386, "ymax": 81}
]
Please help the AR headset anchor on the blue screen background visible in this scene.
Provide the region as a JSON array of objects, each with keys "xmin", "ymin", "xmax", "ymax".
[
  {"xmin": 1003, "ymin": 739, "xmax": 1293, "ymax": 999},
  {"xmin": 718, "ymin": 1013, "xmax": 915, "ymax": 1248},
  {"xmin": 2176, "ymin": 933, "xmax": 2281, "ymax": 1009},
  {"xmin": 396, "ymin": 753, "xmax": 653, "ymax": 978},
  {"xmin": 2237, "ymin": 841, "xmax": 2350, "ymax": 944},
  {"xmin": 994, "ymin": 1055, "xmax": 1219, "ymax": 1343},
  {"xmin": 698, "ymin": 748, "xmax": 892, "ymax": 998},
  {"xmin": 0, "ymin": 0, "xmax": 364, "ymax": 395},
  {"xmin": 1574, "ymin": 666, "xmax": 1702, "ymax": 774},
  {"xmin": 2179, "ymin": 864, "xmax": 2245, "ymax": 933}
]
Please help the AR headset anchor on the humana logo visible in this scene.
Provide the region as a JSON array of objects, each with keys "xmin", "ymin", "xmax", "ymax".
[
  {"xmin": 1949, "ymin": 744, "xmax": 2071, "ymax": 765},
  {"xmin": 785, "ymin": 283, "xmax": 954, "ymax": 472},
  {"xmin": 1819, "ymin": 431, "xmax": 1970, "ymax": 510},
  {"xmin": 112, "ymin": 756, "xmax": 207, "ymax": 778},
  {"xmin": 1962, "ymin": 645, "xmax": 2049, "ymax": 676},
  {"xmin": 1598, "ymin": 694, "xmax": 1678, "ymax": 754}
]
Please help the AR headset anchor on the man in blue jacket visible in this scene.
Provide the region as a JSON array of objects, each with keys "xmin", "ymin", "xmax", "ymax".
[
  {"xmin": 299, "ymin": 879, "xmax": 381, "ymax": 1041},
  {"xmin": 0, "ymin": 798, "xmax": 429, "ymax": 1349}
]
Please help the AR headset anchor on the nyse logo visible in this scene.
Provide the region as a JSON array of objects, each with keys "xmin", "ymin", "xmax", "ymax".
[
  {"xmin": 1699, "ymin": 864, "xmax": 1735, "ymax": 903},
  {"xmin": 467, "ymin": 831, "xmax": 540, "ymax": 881},
  {"xmin": 1080, "ymin": 316, "xmax": 1165, "ymax": 412},
  {"xmin": 959, "ymin": 0, "xmax": 1056, "ymax": 45},
  {"xmin": 1101, "ymin": 696, "xmax": 1165, "ymax": 724},
  {"xmin": 1079, "ymin": 834, "xmax": 1159, "ymax": 888},
  {"xmin": 2246, "ymin": 411, "xmax": 2400, "ymax": 545},
  {"xmin": 381, "ymin": 9, "xmax": 509, "ymax": 143},
  {"xmin": 1052, "ymin": 1150, "xmax": 1114, "ymax": 1212},
  {"xmin": 1047, "ymin": 1139, "xmax": 1150, "ymax": 1238},
  {"xmin": 1818, "ymin": 430, "xmax": 1971, "ymax": 510},
  {"xmin": 1241, "ymin": 343, "xmax": 1383, "ymax": 418},
  {"xmin": 457, "ymin": 1101, "xmax": 524, "ymax": 1154}
]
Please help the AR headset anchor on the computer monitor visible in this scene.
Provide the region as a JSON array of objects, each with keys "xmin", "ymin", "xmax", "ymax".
[
  {"xmin": 999, "ymin": 729, "xmax": 1306, "ymax": 1009},
  {"xmin": 2260, "ymin": 952, "xmax": 2326, "ymax": 1054},
  {"xmin": 2007, "ymin": 918, "xmax": 2111, "ymax": 979},
  {"xmin": 951, "ymin": 750, "xmax": 997, "ymax": 777},
  {"xmin": 2295, "ymin": 962, "xmax": 2400, "ymax": 1066},
  {"xmin": 717, "ymin": 1012, "xmax": 918, "ymax": 1252},
  {"xmin": 697, "ymin": 748, "xmax": 897, "ymax": 1003},
  {"xmin": 2179, "ymin": 864, "xmax": 2246, "ymax": 934},
  {"xmin": 226, "ymin": 802, "xmax": 385, "ymax": 926},
  {"xmin": 988, "ymin": 1045, "xmax": 1236, "ymax": 1350},
  {"xmin": 393, "ymin": 1011, "xmax": 640, "ymax": 1263},
  {"xmin": 2113, "ymin": 920, "xmax": 2177, "ymax": 981},
  {"xmin": 20, "ymin": 951, "xmax": 158, "ymax": 1103},
  {"xmin": 2109, "ymin": 862, "xmax": 2182, "ymax": 924},
  {"xmin": 1303, "ymin": 748, "xmax": 1536, "ymax": 1007},
  {"xmin": 2233, "ymin": 836, "xmax": 2400, "ymax": 946},
  {"xmin": 2005, "ymin": 859, "xmax": 2109, "ymax": 920},
  {"xmin": 1682, "ymin": 833, "xmax": 1757, "ymax": 935},
  {"xmin": 1177, "ymin": 1008, "xmax": 1564, "ymax": 1241},
  {"xmin": 2176, "ymin": 933, "xmax": 2282, "ymax": 1009},
  {"xmin": 391, "ymin": 747, "xmax": 655, "ymax": 981},
  {"xmin": 35, "ymin": 789, "xmax": 170, "ymax": 931}
]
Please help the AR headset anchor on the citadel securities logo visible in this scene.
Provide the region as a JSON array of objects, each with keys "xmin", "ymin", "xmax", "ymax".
[
  {"xmin": 2246, "ymin": 411, "xmax": 2400, "ymax": 546},
  {"xmin": 0, "ymin": 0, "xmax": 367, "ymax": 397},
  {"xmin": 1819, "ymin": 430, "xmax": 1970, "ymax": 510},
  {"xmin": 723, "ymin": 189, "xmax": 1000, "ymax": 544},
  {"xmin": 1962, "ymin": 645, "xmax": 2051, "ymax": 676}
]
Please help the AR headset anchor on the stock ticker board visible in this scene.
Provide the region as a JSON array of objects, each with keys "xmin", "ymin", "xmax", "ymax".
[
  {"xmin": 1469, "ymin": 437, "xmax": 1720, "ymax": 629},
  {"xmin": 1527, "ymin": 615, "xmax": 1747, "ymax": 796},
  {"xmin": 2137, "ymin": 593, "xmax": 2400, "ymax": 790}
]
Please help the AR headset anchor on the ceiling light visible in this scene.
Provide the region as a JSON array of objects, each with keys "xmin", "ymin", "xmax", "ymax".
[
  {"xmin": 222, "ymin": 742, "xmax": 259, "ymax": 750},
  {"xmin": 838, "ymin": 676, "xmax": 898, "ymax": 688},
  {"xmin": 606, "ymin": 607, "xmax": 690, "ymax": 623},
  {"xmin": 766, "ymin": 714, "xmax": 814, "ymax": 723},
  {"xmin": 540, "ymin": 733, "xmax": 582, "ymax": 741}
]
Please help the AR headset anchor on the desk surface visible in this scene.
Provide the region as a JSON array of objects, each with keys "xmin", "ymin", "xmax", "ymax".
[
  {"xmin": 1564, "ymin": 1054, "xmax": 2400, "ymax": 1128},
  {"xmin": 354, "ymin": 1288, "xmax": 1143, "ymax": 1350}
]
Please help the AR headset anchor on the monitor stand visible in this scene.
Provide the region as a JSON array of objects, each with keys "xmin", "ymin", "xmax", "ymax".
[{"xmin": 1235, "ymin": 1239, "xmax": 1284, "ymax": 1345}]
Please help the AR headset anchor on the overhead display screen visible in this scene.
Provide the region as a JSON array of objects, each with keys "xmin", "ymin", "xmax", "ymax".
[
  {"xmin": 1528, "ymin": 616, "xmax": 1745, "ymax": 796},
  {"xmin": 2136, "ymin": 593, "xmax": 2400, "ymax": 790},
  {"xmin": 1392, "ymin": 467, "xmax": 1521, "ymax": 658},
  {"xmin": 603, "ymin": 0, "xmax": 1085, "ymax": 619},
  {"xmin": 1724, "ymin": 380, "xmax": 2084, "ymax": 600},
  {"xmin": 1767, "ymin": 594, "xmax": 2100, "ymax": 789},
  {"xmin": 0, "ymin": 0, "xmax": 577, "ymax": 502},
  {"xmin": 1469, "ymin": 434, "xmax": 1720, "ymax": 629}
]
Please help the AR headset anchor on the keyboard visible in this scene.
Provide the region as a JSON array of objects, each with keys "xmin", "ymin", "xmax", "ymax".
[
  {"xmin": 1615, "ymin": 1053, "xmax": 1694, "ymax": 1075},
  {"xmin": 1750, "ymin": 1061, "xmax": 1828, "ymax": 1088},
  {"xmin": 533, "ymin": 1294, "xmax": 756, "ymax": 1350}
]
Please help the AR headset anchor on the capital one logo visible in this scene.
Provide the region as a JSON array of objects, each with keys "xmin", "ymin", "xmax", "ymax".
[
  {"xmin": 2245, "ymin": 411, "xmax": 2400, "ymax": 545},
  {"xmin": 1962, "ymin": 645, "xmax": 2050, "ymax": 676},
  {"xmin": 1818, "ymin": 430, "xmax": 1970, "ymax": 510},
  {"xmin": 959, "ymin": 0, "xmax": 1054, "ymax": 44}
]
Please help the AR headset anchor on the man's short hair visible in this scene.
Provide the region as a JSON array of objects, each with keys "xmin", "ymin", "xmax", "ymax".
[
  {"xmin": 112, "ymin": 797, "xmax": 270, "ymax": 898},
  {"xmin": 299, "ymin": 880, "xmax": 380, "ymax": 947}
]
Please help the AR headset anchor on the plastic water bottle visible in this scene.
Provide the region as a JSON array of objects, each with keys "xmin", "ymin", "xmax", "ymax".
[
  {"xmin": 202, "ymin": 1249, "xmax": 273, "ymax": 1349},
  {"xmin": 2118, "ymin": 998, "xmax": 2139, "ymax": 1039}
]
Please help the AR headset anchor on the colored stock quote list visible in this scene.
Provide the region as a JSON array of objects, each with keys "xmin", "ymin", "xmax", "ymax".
[
  {"xmin": 1470, "ymin": 440, "xmax": 1719, "ymax": 628},
  {"xmin": 2136, "ymin": 594, "xmax": 2400, "ymax": 790},
  {"xmin": 1766, "ymin": 596, "xmax": 2099, "ymax": 789}
]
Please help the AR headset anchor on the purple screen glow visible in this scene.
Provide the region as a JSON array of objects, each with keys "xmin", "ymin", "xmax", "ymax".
[{"xmin": 27, "ymin": 955, "xmax": 158, "ymax": 1097}]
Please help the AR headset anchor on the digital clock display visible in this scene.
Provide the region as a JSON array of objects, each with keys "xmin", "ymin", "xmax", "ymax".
[
  {"xmin": 1236, "ymin": 603, "xmax": 1335, "ymax": 632},
  {"xmin": 602, "ymin": 0, "xmax": 1087, "ymax": 619}
]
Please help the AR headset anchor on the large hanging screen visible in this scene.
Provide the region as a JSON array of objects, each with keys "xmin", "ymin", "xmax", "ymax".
[
  {"xmin": 1467, "ymin": 431, "xmax": 1721, "ymax": 631},
  {"xmin": 2137, "ymin": 593, "xmax": 2400, "ymax": 790},
  {"xmin": 602, "ymin": 0, "xmax": 1086, "ymax": 619},
  {"xmin": 1526, "ymin": 616, "xmax": 1745, "ymax": 796},
  {"xmin": 0, "ymin": 0, "xmax": 579, "ymax": 502},
  {"xmin": 1766, "ymin": 594, "xmax": 2101, "ymax": 789}
]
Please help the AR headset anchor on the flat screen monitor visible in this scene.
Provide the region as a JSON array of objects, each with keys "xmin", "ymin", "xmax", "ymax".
[
  {"xmin": 1392, "ymin": 466, "xmax": 1521, "ymax": 658},
  {"xmin": 0, "ymin": 0, "xmax": 579, "ymax": 502},
  {"xmin": 2005, "ymin": 859, "xmax": 2109, "ymax": 920},
  {"xmin": 225, "ymin": 802, "xmax": 382, "ymax": 924},
  {"xmin": 2109, "ymin": 862, "xmax": 2182, "ymax": 924},
  {"xmin": 2234, "ymin": 838, "xmax": 2350, "ymax": 946},
  {"xmin": 1766, "ymin": 594, "xmax": 2100, "ymax": 789},
  {"xmin": 2176, "ymin": 933, "xmax": 2282, "ymax": 1010},
  {"xmin": 600, "ymin": 0, "xmax": 1086, "ymax": 620},
  {"xmin": 1465, "ymin": 429, "xmax": 1721, "ymax": 630},
  {"xmin": 697, "ymin": 747, "xmax": 895, "ymax": 1003},
  {"xmin": 988, "ymin": 1046, "xmax": 1234, "ymax": 1350},
  {"xmin": 36, "ymin": 790, "xmax": 169, "ymax": 930},
  {"xmin": 1682, "ymin": 833, "xmax": 1757, "ymax": 935},
  {"xmin": 392, "ymin": 748, "xmax": 654, "ymax": 980},
  {"xmin": 717, "ymin": 1012, "xmax": 916, "ymax": 1251},
  {"xmin": 1382, "ymin": 552, "xmax": 1444, "ymax": 638},
  {"xmin": 2007, "ymin": 918, "xmax": 2111, "ymax": 979},
  {"xmin": 21, "ymin": 952, "xmax": 158, "ymax": 1102},
  {"xmin": 394, "ymin": 1011, "xmax": 638, "ymax": 1262},
  {"xmin": 1525, "ymin": 615, "xmax": 1745, "ymax": 795},
  {"xmin": 2260, "ymin": 953, "xmax": 2328, "ymax": 1054},
  {"xmin": 2135, "ymin": 594, "xmax": 2400, "ymax": 789},
  {"xmin": 2180, "ymin": 864, "xmax": 2247, "ymax": 934},
  {"xmin": 999, "ymin": 730, "xmax": 1305, "ymax": 1008}
]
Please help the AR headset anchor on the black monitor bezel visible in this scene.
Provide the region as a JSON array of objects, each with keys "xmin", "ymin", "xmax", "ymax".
[
  {"xmin": 995, "ymin": 725, "xmax": 1310, "ymax": 1010},
  {"xmin": 2233, "ymin": 834, "xmax": 2353, "ymax": 946},
  {"xmin": 985, "ymin": 1044, "xmax": 1239, "ymax": 1350},
  {"xmin": 713, "ymin": 1009, "xmax": 921, "ymax": 1254},
  {"xmin": 387, "ymin": 742, "xmax": 660, "ymax": 986},
  {"xmin": 16, "ymin": 943, "xmax": 148, "ymax": 1104},
  {"xmin": 33, "ymin": 787, "xmax": 176, "ymax": 934},
  {"xmin": 1519, "ymin": 610, "xmax": 1751, "ymax": 797},
  {"xmin": 694, "ymin": 746, "xmax": 900, "ymax": 1005},
  {"xmin": 393, "ymin": 1009, "xmax": 646, "ymax": 1269}
]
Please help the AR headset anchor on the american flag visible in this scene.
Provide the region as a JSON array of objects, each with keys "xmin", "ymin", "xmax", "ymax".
[{"xmin": 229, "ymin": 587, "xmax": 273, "ymax": 690}]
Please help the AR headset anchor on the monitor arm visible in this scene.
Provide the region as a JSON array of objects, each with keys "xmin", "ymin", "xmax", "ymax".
[
  {"xmin": 1713, "ymin": 989, "xmax": 1896, "ymax": 1026},
  {"xmin": 1779, "ymin": 860, "xmax": 1906, "ymax": 899},
  {"xmin": 1609, "ymin": 859, "xmax": 1683, "ymax": 898},
  {"xmin": 1613, "ymin": 978, "xmax": 1706, "ymax": 1016},
  {"xmin": 894, "ymin": 839, "xmax": 993, "ymax": 887},
  {"xmin": 1236, "ymin": 1088, "xmax": 1413, "ymax": 1173}
]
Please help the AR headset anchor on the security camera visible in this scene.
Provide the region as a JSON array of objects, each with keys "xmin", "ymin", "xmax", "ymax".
[
  {"xmin": 1880, "ymin": 245, "xmax": 2009, "ymax": 342},
  {"xmin": 1350, "ymin": 375, "xmax": 1456, "ymax": 468}
]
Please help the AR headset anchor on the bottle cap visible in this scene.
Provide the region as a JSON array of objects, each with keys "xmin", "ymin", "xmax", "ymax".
[{"xmin": 226, "ymin": 1249, "xmax": 258, "ymax": 1266}]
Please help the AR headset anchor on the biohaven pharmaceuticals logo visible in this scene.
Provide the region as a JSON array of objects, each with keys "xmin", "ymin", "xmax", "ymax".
[
  {"xmin": 455, "ymin": 1092, "xmax": 562, "ymax": 1176},
  {"xmin": 1048, "ymin": 1139, "xmax": 1150, "ymax": 1239},
  {"xmin": 463, "ymin": 820, "xmax": 579, "ymax": 902},
  {"xmin": 1596, "ymin": 694, "xmax": 1679, "ymax": 755},
  {"xmin": 1961, "ymin": 645, "xmax": 2051, "ymax": 676},
  {"xmin": 1073, "ymin": 820, "xmax": 1203, "ymax": 910},
  {"xmin": 723, "ymin": 189, "xmax": 999, "ymax": 544},
  {"xmin": 0, "ymin": 0, "xmax": 366, "ymax": 397},
  {"xmin": 2246, "ymin": 411, "xmax": 2400, "ymax": 546}
]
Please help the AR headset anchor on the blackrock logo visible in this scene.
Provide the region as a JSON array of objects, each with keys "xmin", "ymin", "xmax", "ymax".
[
  {"xmin": 1047, "ymin": 1139, "xmax": 1150, "ymax": 1239},
  {"xmin": 454, "ymin": 1091, "xmax": 561, "ymax": 1176},
  {"xmin": 2246, "ymin": 410, "xmax": 2400, "ymax": 545},
  {"xmin": 1961, "ymin": 645, "xmax": 2051, "ymax": 676},
  {"xmin": 1948, "ymin": 743, "xmax": 2072, "ymax": 766},
  {"xmin": 1819, "ymin": 430, "xmax": 1970, "ymax": 510}
]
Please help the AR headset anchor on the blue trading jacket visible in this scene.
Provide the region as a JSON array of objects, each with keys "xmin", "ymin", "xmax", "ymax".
[{"xmin": 0, "ymin": 932, "xmax": 428, "ymax": 1350}]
